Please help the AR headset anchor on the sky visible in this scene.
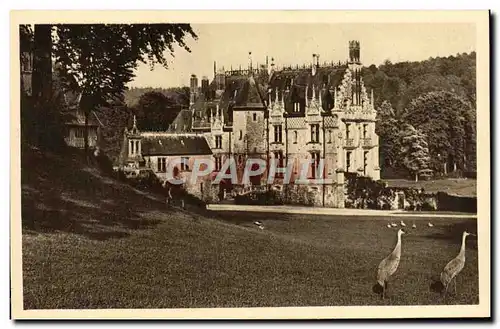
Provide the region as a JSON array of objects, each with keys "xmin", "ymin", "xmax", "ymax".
[{"xmin": 127, "ymin": 23, "xmax": 476, "ymax": 89}]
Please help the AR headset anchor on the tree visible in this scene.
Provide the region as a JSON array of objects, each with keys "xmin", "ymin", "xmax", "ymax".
[
  {"xmin": 29, "ymin": 24, "xmax": 197, "ymax": 155},
  {"xmin": 96, "ymin": 96, "xmax": 132, "ymax": 165},
  {"xmin": 375, "ymin": 101, "xmax": 401, "ymax": 168},
  {"xmin": 399, "ymin": 124, "xmax": 431, "ymax": 182},
  {"xmin": 134, "ymin": 91, "xmax": 179, "ymax": 131},
  {"xmin": 402, "ymin": 91, "xmax": 475, "ymax": 174}
]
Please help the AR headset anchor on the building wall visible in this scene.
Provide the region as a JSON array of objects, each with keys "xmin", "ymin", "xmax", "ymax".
[
  {"xmin": 64, "ymin": 126, "xmax": 98, "ymax": 149},
  {"xmin": 143, "ymin": 154, "xmax": 213, "ymax": 199}
]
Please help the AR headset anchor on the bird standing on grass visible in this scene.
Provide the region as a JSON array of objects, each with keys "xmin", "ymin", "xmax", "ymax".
[
  {"xmin": 430, "ymin": 231, "xmax": 475, "ymax": 296},
  {"xmin": 254, "ymin": 221, "xmax": 264, "ymax": 230},
  {"xmin": 400, "ymin": 221, "xmax": 406, "ymax": 227},
  {"xmin": 373, "ymin": 228, "xmax": 406, "ymax": 299}
]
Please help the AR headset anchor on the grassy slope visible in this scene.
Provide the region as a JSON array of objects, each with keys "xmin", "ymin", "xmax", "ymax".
[{"xmin": 21, "ymin": 146, "xmax": 479, "ymax": 309}]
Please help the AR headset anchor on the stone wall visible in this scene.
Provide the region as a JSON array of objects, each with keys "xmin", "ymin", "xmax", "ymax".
[{"xmin": 232, "ymin": 183, "xmax": 345, "ymax": 208}]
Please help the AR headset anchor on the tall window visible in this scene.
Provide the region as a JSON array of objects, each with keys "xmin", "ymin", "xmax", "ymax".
[
  {"xmin": 293, "ymin": 131, "xmax": 298, "ymax": 144},
  {"xmin": 346, "ymin": 151, "xmax": 352, "ymax": 172},
  {"xmin": 157, "ymin": 157, "xmax": 167, "ymax": 172},
  {"xmin": 346, "ymin": 124, "xmax": 351, "ymax": 140},
  {"xmin": 215, "ymin": 156, "xmax": 222, "ymax": 171},
  {"xmin": 75, "ymin": 128, "xmax": 84, "ymax": 138},
  {"xmin": 274, "ymin": 125, "xmax": 283, "ymax": 143},
  {"xmin": 181, "ymin": 157, "xmax": 190, "ymax": 171},
  {"xmin": 310, "ymin": 124, "xmax": 320, "ymax": 143},
  {"xmin": 328, "ymin": 130, "xmax": 332, "ymax": 143},
  {"xmin": 253, "ymin": 113, "xmax": 257, "ymax": 121},
  {"xmin": 311, "ymin": 152, "xmax": 321, "ymax": 178},
  {"xmin": 363, "ymin": 124, "xmax": 368, "ymax": 139},
  {"xmin": 274, "ymin": 151, "xmax": 284, "ymax": 178},
  {"xmin": 129, "ymin": 140, "xmax": 135, "ymax": 155},
  {"xmin": 239, "ymin": 130, "xmax": 243, "ymax": 140},
  {"xmin": 215, "ymin": 135, "xmax": 222, "ymax": 149}
]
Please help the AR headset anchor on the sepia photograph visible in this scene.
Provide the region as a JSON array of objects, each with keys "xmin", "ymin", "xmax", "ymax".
[{"xmin": 10, "ymin": 10, "xmax": 490, "ymax": 320}]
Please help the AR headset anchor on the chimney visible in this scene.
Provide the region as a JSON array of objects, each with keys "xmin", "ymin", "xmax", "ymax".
[
  {"xmin": 190, "ymin": 74, "xmax": 198, "ymax": 105},
  {"xmin": 248, "ymin": 51, "xmax": 253, "ymax": 71},
  {"xmin": 201, "ymin": 76, "xmax": 209, "ymax": 96},
  {"xmin": 349, "ymin": 40, "xmax": 361, "ymax": 64},
  {"xmin": 312, "ymin": 54, "xmax": 317, "ymax": 76}
]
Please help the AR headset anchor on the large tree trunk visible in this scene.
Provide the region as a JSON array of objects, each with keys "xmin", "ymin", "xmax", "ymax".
[
  {"xmin": 32, "ymin": 25, "xmax": 52, "ymax": 103},
  {"xmin": 84, "ymin": 111, "xmax": 89, "ymax": 155},
  {"xmin": 80, "ymin": 96, "xmax": 90, "ymax": 163},
  {"xmin": 415, "ymin": 173, "xmax": 418, "ymax": 182},
  {"xmin": 31, "ymin": 24, "xmax": 52, "ymax": 146}
]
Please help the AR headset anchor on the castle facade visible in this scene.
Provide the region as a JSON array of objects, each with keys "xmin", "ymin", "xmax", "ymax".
[{"xmin": 167, "ymin": 41, "xmax": 380, "ymax": 207}]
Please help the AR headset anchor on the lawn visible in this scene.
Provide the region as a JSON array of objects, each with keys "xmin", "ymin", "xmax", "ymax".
[
  {"xmin": 23, "ymin": 211, "xmax": 478, "ymax": 309},
  {"xmin": 383, "ymin": 178, "xmax": 477, "ymax": 197},
  {"xmin": 20, "ymin": 146, "xmax": 479, "ymax": 309}
]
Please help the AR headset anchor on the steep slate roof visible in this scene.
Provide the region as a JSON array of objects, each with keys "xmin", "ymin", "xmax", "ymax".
[
  {"xmin": 169, "ymin": 109, "xmax": 193, "ymax": 132},
  {"xmin": 232, "ymin": 76, "xmax": 267, "ymax": 109},
  {"xmin": 188, "ymin": 64, "xmax": 349, "ymax": 129},
  {"xmin": 141, "ymin": 134, "xmax": 213, "ymax": 156},
  {"xmin": 64, "ymin": 109, "xmax": 103, "ymax": 127},
  {"xmin": 268, "ymin": 64, "xmax": 348, "ymax": 114}
]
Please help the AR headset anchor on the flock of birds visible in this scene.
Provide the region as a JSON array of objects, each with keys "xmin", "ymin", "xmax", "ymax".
[
  {"xmin": 373, "ymin": 227, "xmax": 476, "ymax": 299},
  {"xmin": 385, "ymin": 220, "xmax": 434, "ymax": 229},
  {"xmin": 252, "ymin": 218, "xmax": 474, "ymax": 301}
]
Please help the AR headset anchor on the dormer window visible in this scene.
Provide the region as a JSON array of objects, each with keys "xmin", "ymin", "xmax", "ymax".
[
  {"xmin": 293, "ymin": 102, "xmax": 300, "ymax": 112},
  {"xmin": 129, "ymin": 139, "xmax": 140, "ymax": 156}
]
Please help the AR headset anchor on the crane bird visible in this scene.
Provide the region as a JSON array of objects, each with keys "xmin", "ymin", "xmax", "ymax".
[
  {"xmin": 430, "ymin": 231, "xmax": 476, "ymax": 296},
  {"xmin": 412, "ymin": 223, "xmax": 417, "ymax": 229},
  {"xmin": 400, "ymin": 221, "xmax": 406, "ymax": 227},
  {"xmin": 373, "ymin": 228, "xmax": 406, "ymax": 299},
  {"xmin": 386, "ymin": 223, "xmax": 392, "ymax": 228},
  {"xmin": 391, "ymin": 222, "xmax": 398, "ymax": 227},
  {"xmin": 428, "ymin": 222, "xmax": 434, "ymax": 227},
  {"xmin": 254, "ymin": 221, "xmax": 264, "ymax": 230}
]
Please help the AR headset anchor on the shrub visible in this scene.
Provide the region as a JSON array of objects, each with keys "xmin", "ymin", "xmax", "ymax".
[
  {"xmin": 234, "ymin": 189, "xmax": 284, "ymax": 206},
  {"xmin": 94, "ymin": 151, "xmax": 114, "ymax": 176}
]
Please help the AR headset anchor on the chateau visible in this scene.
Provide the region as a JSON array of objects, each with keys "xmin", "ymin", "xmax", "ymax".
[{"xmin": 124, "ymin": 40, "xmax": 380, "ymax": 207}]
